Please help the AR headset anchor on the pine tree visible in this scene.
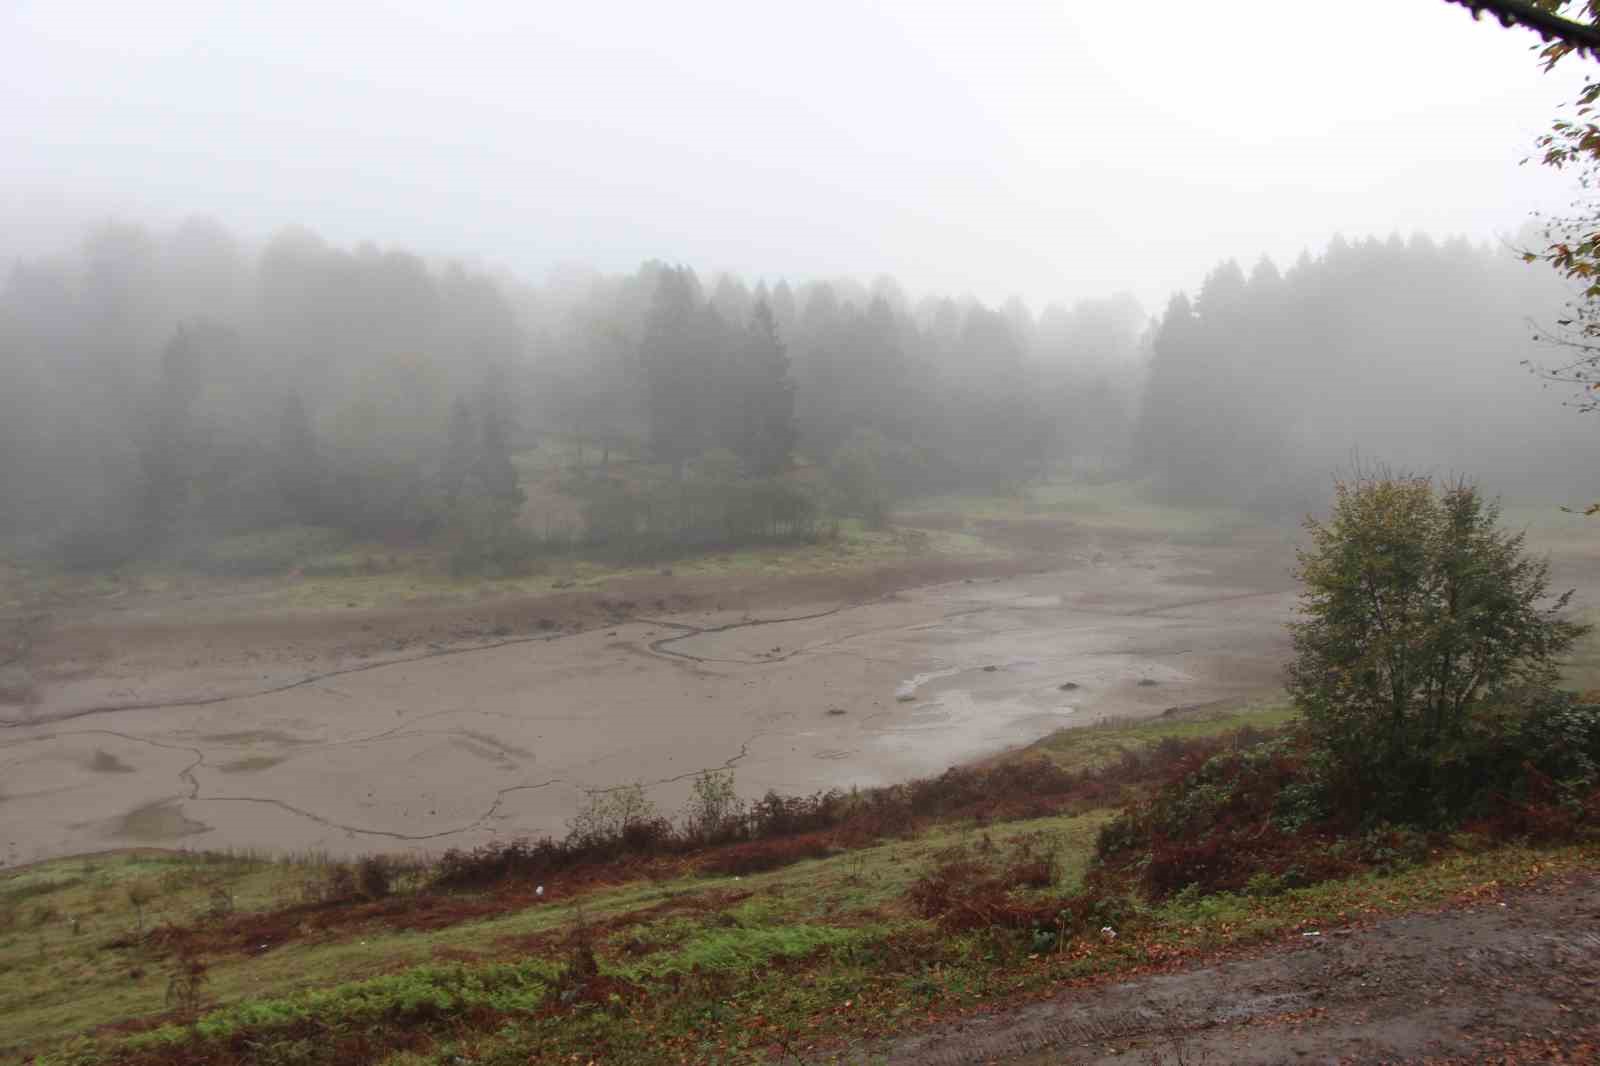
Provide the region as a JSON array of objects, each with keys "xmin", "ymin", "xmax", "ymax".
[
  {"xmin": 275, "ymin": 390, "xmax": 327, "ymax": 523},
  {"xmin": 641, "ymin": 267, "xmax": 710, "ymax": 474},
  {"xmin": 136, "ymin": 325, "xmax": 202, "ymax": 540},
  {"xmin": 441, "ymin": 397, "xmax": 476, "ymax": 505},
  {"xmin": 731, "ymin": 299, "xmax": 796, "ymax": 476},
  {"xmin": 474, "ymin": 370, "xmax": 523, "ymax": 505}
]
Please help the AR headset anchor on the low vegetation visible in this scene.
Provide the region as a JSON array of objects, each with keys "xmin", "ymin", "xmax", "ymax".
[
  {"xmin": 4, "ymin": 476, "xmax": 1595, "ymax": 1065},
  {"xmin": 8, "ymin": 678, "xmax": 1597, "ymax": 1065}
]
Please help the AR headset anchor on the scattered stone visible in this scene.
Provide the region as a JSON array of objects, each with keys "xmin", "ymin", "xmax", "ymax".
[
  {"xmin": 825, "ymin": 707, "xmax": 847, "ymax": 716},
  {"xmin": 982, "ymin": 665, "xmax": 999, "ymax": 672},
  {"xmin": 1058, "ymin": 681, "xmax": 1080, "ymax": 691},
  {"xmin": 1137, "ymin": 678, "xmax": 1159, "ymax": 687},
  {"xmin": 88, "ymin": 749, "xmax": 134, "ymax": 773}
]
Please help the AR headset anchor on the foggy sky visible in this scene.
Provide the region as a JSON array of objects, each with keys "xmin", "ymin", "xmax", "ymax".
[{"xmin": 1, "ymin": 0, "xmax": 1592, "ymax": 309}]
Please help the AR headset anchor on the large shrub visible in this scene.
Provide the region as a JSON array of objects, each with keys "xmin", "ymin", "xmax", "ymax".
[
  {"xmin": 1286, "ymin": 473, "xmax": 1588, "ymax": 821},
  {"xmin": 578, "ymin": 472, "xmax": 820, "ymax": 556},
  {"xmin": 445, "ymin": 492, "xmax": 541, "ymax": 577}
]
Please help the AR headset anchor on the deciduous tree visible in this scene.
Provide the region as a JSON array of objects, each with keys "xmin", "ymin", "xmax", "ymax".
[{"xmin": 1287, "ymin": 472, "xmax": 1588, "ymax": 812}]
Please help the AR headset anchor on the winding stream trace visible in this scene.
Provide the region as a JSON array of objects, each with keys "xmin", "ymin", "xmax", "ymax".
[{"xmin": 1, "ymin": 538, "xmax": 1299, "ymax": 866}]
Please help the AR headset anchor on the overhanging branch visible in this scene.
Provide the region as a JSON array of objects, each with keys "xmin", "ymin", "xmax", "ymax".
[{"xmin": 1443, "ymin": 0, "xmax": 1600, "ymax": 54}]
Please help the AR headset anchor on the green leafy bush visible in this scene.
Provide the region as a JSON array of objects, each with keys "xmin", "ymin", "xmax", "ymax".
[
  {"xmin": 446, "ymin": 493, "xmax": 543, "ymax": 577},
  {"xmin": 181, "ymin": 525, "xmax": 350, "ymax": 576},
  {"xmin": 578, "ymin": 473, "xmax": 821, "ymax": 558},
  {"xmin": 1287, "ymin": 473, "xmax": 1589, "ymax": 823}
]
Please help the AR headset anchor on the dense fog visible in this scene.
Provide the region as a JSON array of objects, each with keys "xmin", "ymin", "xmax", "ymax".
[
  {"xmin": 1136, "ymin": 235, "xmax": 1599, "ymax": 511},
  {"xmin": 5, "ymin": 2, "xmax": 1596, "ymax": 576},
  {"xmin": 0, "ymin": 217, "xmax": 1590, "ymax": 574}
]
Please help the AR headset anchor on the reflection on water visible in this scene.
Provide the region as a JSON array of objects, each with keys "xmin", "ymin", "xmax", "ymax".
[{"xmin": 894, "ymin": 666, "xmax": 961, "ymax": 701}]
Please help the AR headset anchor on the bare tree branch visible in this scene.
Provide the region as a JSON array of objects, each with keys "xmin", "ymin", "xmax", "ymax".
[{"xmin": 1442, "ymin": 0, "xmax": 1600, "ymax": 54}]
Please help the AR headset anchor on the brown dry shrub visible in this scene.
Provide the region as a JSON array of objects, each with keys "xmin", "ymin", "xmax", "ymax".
[
  {"xmin": 1463, "ymin": 772, "xmax": 1600, "ymax": 844},
  {"xmin": 356, "ymin": 855, "xmax": 395, "ymax": 900},
  {"xmin": 698, "ymin": 833, "xmax": 834, "ymax": 876},
  {"xmin": 906, "ymin": 835, "xmax": 1065, "ymax": 932}
]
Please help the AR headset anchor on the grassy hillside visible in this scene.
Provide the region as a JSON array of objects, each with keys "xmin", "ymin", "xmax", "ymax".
[{"xmin": 6, "ymin": 703, "xmax": 1597, "ymax": 1066}]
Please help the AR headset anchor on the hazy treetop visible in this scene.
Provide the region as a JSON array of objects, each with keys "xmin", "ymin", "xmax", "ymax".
[{"xmin": 1, "ymin": 0, "xmax": 1591, "ymax": 308}]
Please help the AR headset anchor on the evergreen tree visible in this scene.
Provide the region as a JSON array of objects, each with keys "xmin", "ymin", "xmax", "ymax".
[
  {"xmin": 136, "ymin": 325, "xmax": 203, "ymax": 540},
  {"xmin": 730, "ymin": 299, "xmax": 796, "ymax": 476},
  {"xmin": 441, "ymin": 397, "xmax": 476, "ymax": 504},
  {"xmin": 276, "ymin": 390, "xmax": 327, "ymax": 523},
  {"xmin": 641, "ymin": 267, "xmax": 710, "ymax": 474},
  {"xmin": 475, "ymin": 369, "xmax": 523, "ymax": 504},
  {"xmin": 769, "ymin": 279, "xmax": 797, "ymax": 339}
]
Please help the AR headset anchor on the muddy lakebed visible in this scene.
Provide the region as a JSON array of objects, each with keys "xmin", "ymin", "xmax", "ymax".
[{"xmin": 0, "ymin": 539, "xmax": 1298, "ymax": 865}]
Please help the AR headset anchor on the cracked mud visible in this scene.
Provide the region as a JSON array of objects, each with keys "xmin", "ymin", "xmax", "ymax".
[{"xmin": 1, "ymin": 538, "xmax": 1299, "ymax": 864}]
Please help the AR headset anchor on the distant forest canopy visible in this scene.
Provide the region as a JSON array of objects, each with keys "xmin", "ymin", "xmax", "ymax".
[
  {"xmin": 0, "ymin": 218, "xmax": 1143, "ymax": 561},
  {"xmin": 0, "ymin": 218, "xmax": 1591, "ymax": 566},
  {"xmin": 1135, "ymin": 233, "xmax": 1599, "ymax": 512}
]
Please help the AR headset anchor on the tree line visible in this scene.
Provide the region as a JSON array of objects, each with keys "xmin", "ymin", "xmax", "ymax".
[
  {"xmin": 0, "ymin": 220, "xmax": 1143, "ymax": 567},
  {"xmin": 1, "ymin": 218, "xmax": 1592, "ymax": 572},
  {"xmin": 1133, "ymin": 233, "xmax": 1599, "ymax": 512}
]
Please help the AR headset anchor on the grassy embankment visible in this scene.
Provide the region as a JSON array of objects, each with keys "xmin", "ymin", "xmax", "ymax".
[
  {"xmin": 2, "ymin": 474, "xmax": 1259, "ymax": 617},
  {"xmin": 0, "ymin": 521, "xmax": 996, "ymax": 616},
  {"xmin": 899, "ymin": 478, "xmax": 1258, "ymax": 546},
  {"xmin": 6, "ymin": 700, "xmax": 1596, "ymax": 1066},
  {"xmin": 1, "ymin": 437, "xmax": 1022, "ymax": 616}
]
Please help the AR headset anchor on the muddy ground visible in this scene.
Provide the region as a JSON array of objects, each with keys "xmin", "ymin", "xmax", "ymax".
[
  {"xmin": 1, "ymin": 516, "xmax": 1592, "ymax": 869},
  {"xmin": 0, "ymin": 519, "xmax": 1302, "ymax": 865},
  {"xmin": 869, "ymin": 872, "xmax": 1600, "ymax": 1065}
]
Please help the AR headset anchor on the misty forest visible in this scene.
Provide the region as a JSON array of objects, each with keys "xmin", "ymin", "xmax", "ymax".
[
  {"xmin": 2, "ymin": 221, "xmax": 1591, "ymax": 575},
  {"xmin": 10, "ymin": 3, "xmax": 1600, "ymax": 1065}
]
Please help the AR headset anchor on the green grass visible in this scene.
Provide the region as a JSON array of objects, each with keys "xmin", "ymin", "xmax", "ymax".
[
  {"xmin": 6, "ymin": 515, "xmax": 1002, "ymax": 617},
  {"xmin": 4, "ymin": 705, "xmax": 1293, "ymax": 1059},
  {"xmin": 899, "ymin": 478, "xmax": 1258, "ymax": 542},
  {"xmin": 257, "ymin": 524, "xmax": 999, "ymax": 612},
  {"xmin": 1022, "ymin": 699, "xmax": 1299, "ymax": 772},
  {"xmin": 0, "ymin": 852, "xmax": 306, "ymax": 1054},
  {"xmin": 6, "ymin": 475, "xmax": 1263, "ymax": 617},
  {"xmin": 0, "ymin": 756, "xmax": 1137, "ymax": 1062},
  {"xmin": 8, "ymin": 650, "xmax": 1597, "ymax": 1063},
  {"xmin": 0, "ymin": 805, "xmax": 1110, "ymax": 1062},
  {"xmin": 9, "ymin": 696, "xmax": 1568, "ymax": 1066},
  {"xmin": 31, "ymin": 832, "xmax": 1591, "ymax": 1066}
]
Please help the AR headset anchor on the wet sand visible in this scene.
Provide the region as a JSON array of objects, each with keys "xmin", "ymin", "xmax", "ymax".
[{"xmin": 1, "ymin": 537, "xmax": 1300, "ymax": 865}]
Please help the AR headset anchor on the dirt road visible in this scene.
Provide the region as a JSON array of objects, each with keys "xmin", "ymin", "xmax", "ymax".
[
  {"xmin": 869, "ymin": 872, "xmax": 1600, "ymax": 1065},
  {"xmin": 5, "ymin": 528, "xmax": 1301, "ymax": 865}
]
